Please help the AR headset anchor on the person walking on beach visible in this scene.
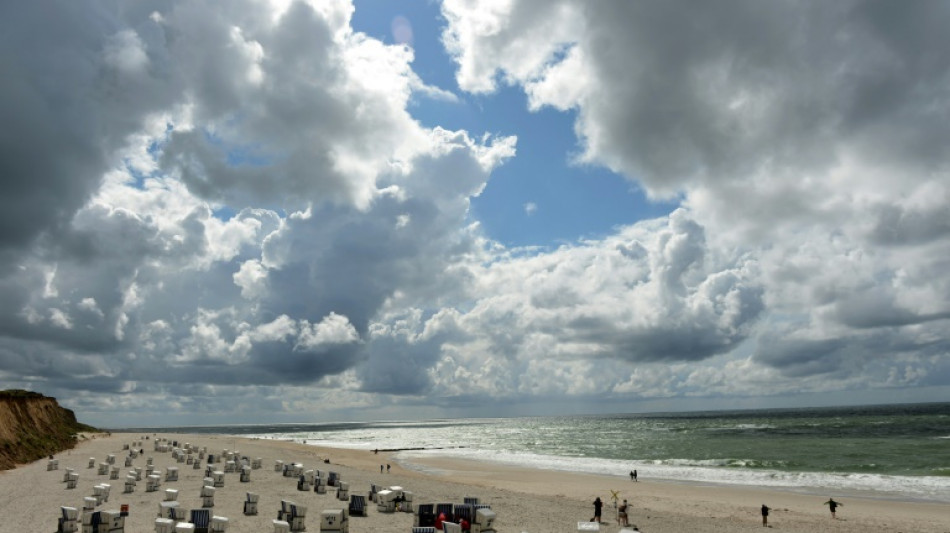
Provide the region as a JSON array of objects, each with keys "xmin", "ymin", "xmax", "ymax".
[
  {"xmin": 591, "ymin": 496, "xmax": 603, "ymax": 523},
  {"xmin": 824, "ymin": 498, "xmax": 842, "ymax": 519},
  {"xmin": 630, "ymin": 469, "xmax": 638, "ymax": 482},
  {"xmin": 761, "ymin": 504, "xmax": 770, "ymax": 527},
  {"xmin": 618, "ymin": 499, "xmax": 629, "ymax": 526}
]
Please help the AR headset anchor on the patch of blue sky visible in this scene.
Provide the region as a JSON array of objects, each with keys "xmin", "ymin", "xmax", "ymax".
[
  {"xmin": 201, "ymin": 127, "xmax": 277, "ymax": 169},
  {"xmin": 212, "ymin": 205, "xmax": 238, "ymax": 221},
  {"xmin": 123, "ymin": 157, "xmax": 150, "ymax": 189},
  {"xmin": 351, "ymin": 0, "xmax": 676, "ymax": 249}
]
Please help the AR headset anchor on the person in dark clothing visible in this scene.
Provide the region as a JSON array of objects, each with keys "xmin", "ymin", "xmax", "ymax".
[
  {"xmin": 824, "ymin": 498, "xmax": 842, "ymax": 519},
  {"xmin": 761, "ymin": 504, "xmax": 770, "ymax": 527},
  {"xmin": 591, "ymin": 497, "xmax": 603, "ymax": 523},
  {"xmin": 630, "ymin": 469, "xmax": 638, "ymax": 482}
]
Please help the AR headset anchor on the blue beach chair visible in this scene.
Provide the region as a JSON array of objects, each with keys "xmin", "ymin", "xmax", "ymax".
[
  {"xmin": 454, "ymin": 503, "xmax": 473, "ymax": 525},
  {"xmin": 349, "ymin": 494, "xmax": 367, "ymax": 516},
  {"xmin": 435, "ymin": 503, "xmax": 454, "ymax": 523},
  {"xmin": 415, "ymin": 503, "xmax": 435, "ymax": 527},
  {"xmin": 190, "ymin": 509, "xmax": 210, "ymax": 533}
]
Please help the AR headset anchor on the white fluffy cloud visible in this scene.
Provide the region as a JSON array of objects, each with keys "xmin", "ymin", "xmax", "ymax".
[
  {"xmin": 2, "ymin": 0, "xmax": 949, "ymax": 425},
  {"xmin": 436, "ymin": 0, "xmax": 950, "ymax": 405}
]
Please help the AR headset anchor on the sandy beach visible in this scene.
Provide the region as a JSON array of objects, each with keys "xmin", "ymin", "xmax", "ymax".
[{"xmin": 1, "ymin": 432, "xmax": 946, "ymax": 533}]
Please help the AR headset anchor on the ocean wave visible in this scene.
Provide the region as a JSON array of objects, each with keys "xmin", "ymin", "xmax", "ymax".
[{"xmin": 703, "ymin": 424, "xmax": 777, "ymax": 431}]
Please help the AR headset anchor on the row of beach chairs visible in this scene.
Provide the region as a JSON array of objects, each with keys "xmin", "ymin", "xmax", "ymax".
[
  {"xmin": 413, "ymin": 500, "xmax": 496, "ymax": 533},
  {"xmin": 61, "ymin": 441, "xmax": 493, "ymax": 533},
  {"xmin": 155, "ymin": 509, "xmax": 229, "ymax": 533}
]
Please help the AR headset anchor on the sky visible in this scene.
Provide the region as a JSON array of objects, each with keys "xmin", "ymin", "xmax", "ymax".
[{"xmin": 1, "ymin": 0, "xmax": 949, "ymax": 428}]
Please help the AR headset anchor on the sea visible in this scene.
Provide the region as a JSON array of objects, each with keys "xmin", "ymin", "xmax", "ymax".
[{"xmin": 124, "ymin": 402, "xmax": 950, "ymax": 503}]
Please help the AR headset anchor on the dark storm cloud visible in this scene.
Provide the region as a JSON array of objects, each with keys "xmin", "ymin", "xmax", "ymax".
[{"xmin": 0, "ymin": 0, "xmax": 180, "ymax": 251}]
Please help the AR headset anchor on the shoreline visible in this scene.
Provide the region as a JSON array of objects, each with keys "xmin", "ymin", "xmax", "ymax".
[
  {"xmin": 393, "ymin": 450, "xmax": 950, "ymax": 505},
  {"xmin": 1, "ymin": 432, "xmax": 947, "ymax": 533}
]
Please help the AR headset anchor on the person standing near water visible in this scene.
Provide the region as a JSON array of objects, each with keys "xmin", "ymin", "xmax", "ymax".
[
  {"xmin": 761, "ymin": 504, "xmax": 770, "ymax": 527},
  {"xmin": 629, "ymin": 469, "xmax": 637, "ymax": 481},
  {"xmin": 824, "ymin": 498, "xmax": 842, "ymax": 519}
]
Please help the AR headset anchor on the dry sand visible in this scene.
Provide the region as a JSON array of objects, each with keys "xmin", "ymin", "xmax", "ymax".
[{"xmin": 1, "ymin": 432, "xmax": 947, "ymax": 533}]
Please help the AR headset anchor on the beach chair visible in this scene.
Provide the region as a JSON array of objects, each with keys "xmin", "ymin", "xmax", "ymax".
[
  {"xmin": 400, "ymin": 490, "xmax": 414, "ymax": 512},
  {"xmin": 472, "ymin": 508, "xmax": 496, "ymax": 533},
  {"xmin": 171, "ymin": 506, "xmax": 190, "ymax": 521},
  {"xmin": 155, "ymin": 518, "xmax": 175, "ymax": 533},
  {"xmin": 279, "ymin": 499, "xmax": 294, "ymax": 519},
  {"xmin": 411, "ymin": 529, "xmax": 437, "ymax": 533},
  {"xmin": 336, "ymin": 481, "xmax": 350, "ymax": 501},
  {"xmin": 88, "ymin": 511, "xmax": 102, "ymax": 533},
  {"xmin": 442, "ymin": 522, "xmax": 463, "ymax": 533},
  {"xmin": 159, "ymin": 500, "xmax": 180, "ymax": 518},
  {"xmin": 348, "ymin": 495, "xmax": 367, "ymax": 516},
  {"xmin": 463, "ymin": 497, "xmax": 479, "ymax": 506},
  {"xmin": 210, "ymin": 515, "xmax": 229, "ymax": 532},
  {"xmin": 58, "ymin": 506, "xmax": 79, "ymax": 533},
  {"xmin": 328, "ymin": 471, "xmax": 339, "ymax": 486},
  {"xmin": 190, "ymin": 509, "xmax": 211, "ymax": 533},
  {"xmin": 244, "ymin": 492, "xmax": 259, "ymax": 516},
  {"xmin": 288, "ymin": 503, "xmax": 307, "ymax": 531},
  {"xmin": 414, "ymin": 504, "xmax": 435, "ymax": 527},
  {"xmin": 435, "ymin": 503, "xmax": 455, "ymax": 523},
  {"xmin": 454, "ymin": 504, "xmax": 473, "ymax": 525},
  {"xmin": 320, "ymin": 509, "xmax": 345, "ymax": 532}
]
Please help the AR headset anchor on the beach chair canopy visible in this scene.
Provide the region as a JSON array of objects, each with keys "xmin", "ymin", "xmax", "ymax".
[{"xmin": 349, "ymin": 494, "xmax": 367, "ymax": 516}]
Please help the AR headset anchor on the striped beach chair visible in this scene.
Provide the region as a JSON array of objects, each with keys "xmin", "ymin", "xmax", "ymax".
[
  {"xmin": 435, "ymin": 503, "xmax": 454, "ymax": 523},
  {"xmin": 348, "ymin": 495, "xmax": 366, "ymax": 516},
  {"xmin": 190, "ymin": 509, "xmax": 210, "ymax": 533},
  {"xmin": 411, "ymin": 528, "xmax": 436, "ymax": 533},
  {"xmin": 414, "ymin": 504, "xmax": 435, "ymax": 527},
  {"xmin": 454, "ymin": 504, "xmax": 473, "ymax": 525}
]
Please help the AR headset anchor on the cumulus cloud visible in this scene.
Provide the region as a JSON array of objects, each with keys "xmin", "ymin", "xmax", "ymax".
[
  {"xmin": 2, "ymin": 0, "xmax": 949, "ymax": 424},
  {"xmin": 0, "ymin": 0, "xmax": 510, "ymax": 418},
  {"xmin": 440, "ymin": 0, "xmax": 950, "ymax": 398}
]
